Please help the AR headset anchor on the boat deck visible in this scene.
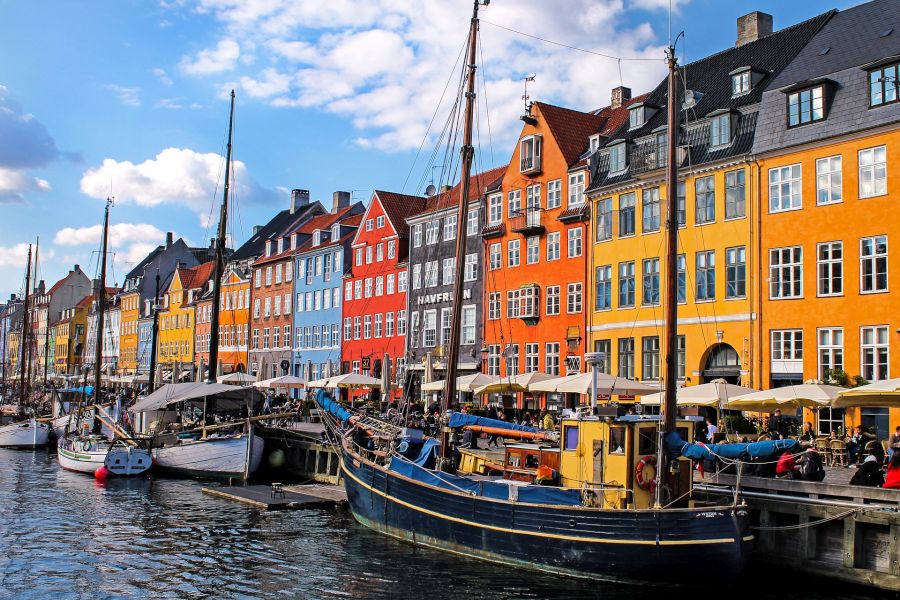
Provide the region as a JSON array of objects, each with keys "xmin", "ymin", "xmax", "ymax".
[{"xmin": 202, "ymin": 483, "xmax": 347, "ymax": 510}]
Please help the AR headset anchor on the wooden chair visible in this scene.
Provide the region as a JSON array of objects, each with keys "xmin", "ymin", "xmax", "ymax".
[
  {"xmin": 830, "ymin": 439, "xmax": 848, "ymax": 467},
  {"xmin": 814, "ymin": 438, "xmax": 832, "ymax": 466}
]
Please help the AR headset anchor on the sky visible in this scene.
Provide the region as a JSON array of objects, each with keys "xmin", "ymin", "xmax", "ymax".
[{"xmin": 0, "ymin": 0, "xmax": 860, "ymax": 299}]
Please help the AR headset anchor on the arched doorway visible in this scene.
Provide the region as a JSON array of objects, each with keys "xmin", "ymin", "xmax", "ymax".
[{"xmin": 701, "ymin": 343, "xmax": 740, "ymax": 384}]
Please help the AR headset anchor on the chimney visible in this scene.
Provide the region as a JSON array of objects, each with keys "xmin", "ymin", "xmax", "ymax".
[
  {"xmin": 439, "ymin": 184, "xmax": 452, "ymax": 193},
  {"xmin": 166, "ymin": 231, "xmax": 174, "ymax": 247},
  {"xmin": 91, "ymin": 278, "xmax": 100, "ymax": 296},
  {"xmin": 610, "ymin": 86, "xmax": 632, "ymax": 110},
  {"xmin": 74, "ymin": 264, "xmax": 80, "ymax": 272},
  {"xmin": 332, "ymin": 191, "xmax": 351, "ymax": 213},
  {"xmin": 736, "ymin": 11, "xmax": 773, "ymax": 46},
  {"xmin": 290, "ymin": 189, "xmax": 310, "ymax": 214},
  {"xmin": 253, "ymin": 225, "xmax": 263, "ymax": 235}
]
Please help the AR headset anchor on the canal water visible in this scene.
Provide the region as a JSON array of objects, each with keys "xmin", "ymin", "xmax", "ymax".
[{"xmin": 0, "ymin": 450, "xmax": 889, "ymax": 600}]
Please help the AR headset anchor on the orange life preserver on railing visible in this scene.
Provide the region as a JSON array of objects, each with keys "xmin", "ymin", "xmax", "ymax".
[{"xmin": 635, "ymin": 455, "xmax": 657, "ymax": 493}]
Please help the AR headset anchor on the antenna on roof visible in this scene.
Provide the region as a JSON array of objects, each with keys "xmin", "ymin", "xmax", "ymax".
[{"xmin": 522, "ymin": 74, "xmax": 536, "ymax": 114}]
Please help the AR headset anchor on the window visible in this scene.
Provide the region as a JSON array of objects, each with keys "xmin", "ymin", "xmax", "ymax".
[
  {"xmin": 526, "ymin": 183, "xmax": 541, "ymax": 210},
  {"xmin": 353, "ymin": 316, "xmax": 361, "ymax": 339},
  {"xmin": 818, "ymin": 328, "xmax": 843, "ymax": 382},
  {"xmin": 274, "ymin": 295, "xmax": 281, "ymax": 316},
  {"xmin": 519, "ymin": 286, "xmax": 540, "ymax": 318},
  {"xmin": 545, "ymin": 342, "xmax": 560, "ymax": 375},
  {"xmin": 507, "ymin": 189, "xmax": 521, "ymax": 218},
  {"xmin": 398, "ymin": 271, "xmax": 407, "ymax": 292},
  {"xmin": 505, "ymin": 344, "xmax": 520, "ymax": 376},
  {"xmin": 355, "ymin": 248, "xmax": 363, "ymax": 266},
  {"xmin": 252, "ymin": 328, "xmax": 259, "ymax": 349},
  {"xmin": 618, "ymin": 261, "xmax": 635, "ymax": 307},
  {"xmin": 263, "ymin": 328, "xmax": 270, "ymax": 349},
  {"xmin": 424, "ymin": 261, "xmax": 439, "ymax": 288},
  {"xmin": 464, "ymin": 253, "xmax": 477, "ymax": 281},
  {"xmin": 695, "ymin": 176, "xmax": 715, "ymax": 224},
  {"xmin": 787, "ymin": 85, "xmax": 825, "ymax": 127},
  {"xmin": 526, "ymin": 236, "xmax": 539, "ymax": 264},
  {"xmin": 608, "ymin": 143, "xmax": 626, "ymax": 174},
  {"xmin": 595, "ymin": 265, "xmax": 612, "ymax": 310},
  {"xmin": 374, "ymin": 313, "xmax": 383, "ymax": 338},
  {"xmin": 546, "ymin": 232, "xmax": 560, "ymax": 261},
  {"xmin": 385, "ymin": 312, "xmax": 394, "ymax": 337},
  {"xmin": 387, "ymin": 240, "xmax": 396, "ymax": 259},
  {"xmin": 364, "ymin": 278, "xmax": 373, "ymax": 298},
  {"xmin": 642, "ymin": 188, "xmax": 660, "ymax": 232},
  {"xmin": 860, "ymin": 235, "xmax": 888, "ymax": 293},
  {"xmin": 254, "ymin": 269, "xmax": 262, "ymax": 288},
  {"xmin": 423, "ymin": 310, "xmax": 437, "ymax": 347},
  {"xmin": 567, "ymin": 227, "xmax": 582, "ymax": 258},
  {"xmin": 677, "ymin": 181, "xmax": 686, "ymax": 226},
  {"xmin": 816, "ymin": 156, "xmax": 842, "ymax": 205},
  {"xmin": 376, "ymin": 215, "xmax": 385, "ymax": 228},
  {"xmin": 859, "ymin": 146, "xmax": 887, "ymax": 198},
  {"xmin": 397, "ymin": 310, "xmax": 407, "ymax": 336},
  {"xmin": 344, "ymin": 318, "xmax": 351, "ymax": 342},
  {"xmin": 771, "ymin": 329, "xmax": 803, "ymax": 361},
  {"xmin": 507, "ymin": 239, "xmax": 520, "ymax": 267},
  {"xmin": 596, "ymin": 198, "xmax": 612, "ymax": 241},
  {"xmin": 344, "ymin": 282, "xmax": 352, "ymax": 302},
  {"xmin": 545, "ymin": 285, "xmax": 560, "ymax": 316},
  {"xmin": 272, "ymin": 326, "xmax": 280, "ymax": 348},
  {"xmin": 642, "ymin": 258, "xmax": 659, "ymax": 306},
  {"xmin": 769, "ymin": 164, "xmax": 802, "ymax": 212},
  {"xmin": 425, "ymin": 221, "xmax": 439, "ymax": 245},
  {"xmin": 547, "ymin": 179, "xmax": 561, "ymax": 209},
  {"xmin": 442, "ymin": 258, "xmax": 455, "ymax": 286},
  {"xmin": 489, "ymin": 243, "xmax": 501, "ymax": 270},
  {"xmin": 861, "ymin": 326, "xmax": 889, "ymax": 381},
  {"xmin": 725, "ymin": 170, "xmax": 745, "ymax": 218},
  {"xmin": 568, "ymin": 172, "xmax": 585, "ymax": 206},
  {"xmin": 710, "ymin": 113, "xmax": 731, "ymax": 147},
  {"xmin": 333, "ymin": 286, "xmax": 340, "ymax": 307},
  {"xmin": 466, "ymin": 208, "xmax": 478, "ymax": 236},
  {"xmin": 618, "ymin": 338, "xmax": 634, "ymax": 379},
  {"xmin": 265, "ymin": 266, "xmax": 272, "ymax": 286},
  {"xmin": 519, "ymin": 135, "xmax": 541, "ymax": 172},
  {"xmin": 488, "ymin": 194, "xmax": 502, "ymax": 224},
  {"xmin": 696, "ymin": 251, "xmax": 715, "ymax": 301},
  {"xmin": 524, "ymin": 343, "xmax": 539, "ymax": 373},
  {"xmin": 364, "ymin": 315, "xmax": 371, "ymax": 339},
  {"xmin": 653, "ymin": 132, "xmax": 667, "ymax": 170},
  {"xmin": 413, "ymin": 224, "xmax": 422, "ymax": 247},
  {"xmin": 676, "ymin": 254, "xmax": 686, "ymax": 303},
  {"xmin": 732, "ymin": 70, "xmax": 751, "ymax": 96},
  {"xmin": 818, "ymin": 407, "xmax": 845, "ymax": 436},
  {"xmin": 488, "ymin": 292, "xmax": 501, "ymax": 320},
  {"xmin": 725, "ymin": 247, "xmax": 746, "ymax": 299},
  {"xmin": 567, "ymin": 283, "xmax": 582, "ymax": 314},
  {"xmin": 817, "ymin": 241, "xmax": 843, "ymax": 296},
  {"xmin": 676, "ymin": 335, "xmax": 686, "ymax": 380},
  {"xmin": 366, "ymin": 219, "xmax": 374, "ymax": 231},
  {"xmin": 444, "ymin": 215, "xmax": 457, "ymax": 241},
  {"xmin": 253, "ymin": 298, "xmax": 260, "ymax": 319},
  {"xmin": 354, "ymin": 280, "xmax": 362, "ymax": 300},
  {"xmin": 619, "ymin": 193, "xmax": 635, "ymax": 236},
  {"xmin": 375, "ymin": 276, "xmax": 384, "ymax": 296},
  {"xmin": 376, "ymin": 243, "xmax": 384, "ymax": 262},
  {"xmin": 642, "ymin": 336, "xmax": 660, "ymax": 381},
  {"xmin": 264, "ymin": 297, "xmax": 271, "ymax": 317},
  {"xmin": 869, "ymin": 61, "xmax": 899, "ymax": 107},
  {"xmin": 629, "ymin": 106, "xmax": 644, "ymax": 129},
  {"xmin": 769, "ymin": 246, "xmax": 803, "ymax": 299},
  {"xmin": 365, "ymin": 247, "xmax": 373, "ymax": 264},
  {"xmin": 487, "ymin": 345, "xmax": 500, "ymax": 376},
  {"xmin": 412, "ymin": 264, "xmax": 422, "ymax": 289},
  {"xmin": 461, "ymin": 305, "xmax": 476, "ymax": 345}
]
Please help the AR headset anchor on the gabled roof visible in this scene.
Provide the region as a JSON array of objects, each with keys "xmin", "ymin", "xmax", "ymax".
[
  {"xmin": 533, "ymin": 102, "xmax": 606, "ymax": 166},
  {"xmin": 229, "ymin": 201, "xmax": 326, "ymax": 262},
  {"xmin": 75, "ymin": 295, "xmax": 94, "ymax": 309},
  {"xmin": 183, "ymin": 261, "xmax": 216, "ymax": 291},
  {"xmin": 370, "ymin": 191, "xmax": 429, "ymax": 239},
  {"xmin": 410, "ymin": 165, "xmax": 507, "ymax": 217}
]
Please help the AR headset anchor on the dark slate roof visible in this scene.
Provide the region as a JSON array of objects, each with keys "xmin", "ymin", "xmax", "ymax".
[
  {"xmin": 588, "ymin": 8, "xmax": 834, "ymax": 192},
  {"xmin": 373, "ymin": 191, "xmax": 428, "ymax": 239},
  {"xmin": 125, "ymin": 245, "xmax": 164, "ymax": 280},
  {"xmin": 229, "ymin": 201, "xmax": 326, "ymax": 262}
]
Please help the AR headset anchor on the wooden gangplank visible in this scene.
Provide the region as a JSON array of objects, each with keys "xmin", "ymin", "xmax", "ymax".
[{"xmin": 202, "ymin": 484, "xmax": 346, "ymax": 511}]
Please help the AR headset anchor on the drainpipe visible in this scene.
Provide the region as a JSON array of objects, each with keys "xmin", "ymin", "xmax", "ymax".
[{"xmin": 752, "ymin": 156, "xmax": 763, "ymax": 390}]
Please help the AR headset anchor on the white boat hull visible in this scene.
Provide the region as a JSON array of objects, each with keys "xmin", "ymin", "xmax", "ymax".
[
  {"xmin": 104, "ymin": 446, "xmax": 153, "ymax": 477},
  {"xmin": 153, "ymin": 434, "xmax": 264, "ymax": 479},
  {"xmin": 0, "ymin": 419, "xmax": 50, "ymax": 448},
  {"xmin": 57, "ymin": 436, "xmax": 153, "ymax": 477}
]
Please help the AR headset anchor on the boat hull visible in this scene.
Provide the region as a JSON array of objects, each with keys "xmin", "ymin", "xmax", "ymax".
[
  {"xmin": 57, "ymin": 441, "xmax": 107, "ymax": 474},
  {"xmin": 152, "ymin": 434, "xmax": 264, "ymax": 479},
  {"xmin": 57, "ymin": 437, "xmax": 153, "ymax": 477},
  {"xmin": 0, "ymin": 419, "xmax": 50, "ymax": 449},
  {"xmin": 340, "ymin": 446, "xmax": 752, "ymax": 584}
]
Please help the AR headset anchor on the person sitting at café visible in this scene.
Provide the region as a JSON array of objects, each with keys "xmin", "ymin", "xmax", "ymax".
[
  {"xmin": 540, "ymin": 408, "xmax": 555, "ymax": 431},
  {"xmin": 799, "ymin": 422, "xmax": 815, "ymax": 447},
  {"xmin": 888, "ymin": 426, "xmax": 900, "ymax": 460},
  {"xmin": 705, "ymin": 418, "xmax": 718, "ymax": 442},
  {"xmin": 850, "ymin": 455, "xmax": 884, "ymax": 487},
  {"xmin": 847, "ymin": 425, "xmax": 871, "ymax": 464},
  {"xmin": 798, "ymin": 448, "xmax": 826, "ymax": 482},
  {"xmin": 883, "ymin": 451, "xmax": 900, "ymax": 489},
  {"xmin": 776, "ymin": 449, "xmax": 800, "ymax": 480},
  {"xmin": 768, "ymin": 409, "xmax": 785, "ymax": 440}
]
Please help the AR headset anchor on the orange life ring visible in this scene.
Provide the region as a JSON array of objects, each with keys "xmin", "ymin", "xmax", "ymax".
[{"xmin": 635, "ymin": 455, "xmax": 657, "ymax": 493}]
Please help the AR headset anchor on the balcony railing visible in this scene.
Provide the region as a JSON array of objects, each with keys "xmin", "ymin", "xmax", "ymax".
[{"xmin": 509, "ymin": 206, "xmax": 545, "ymax": 235}]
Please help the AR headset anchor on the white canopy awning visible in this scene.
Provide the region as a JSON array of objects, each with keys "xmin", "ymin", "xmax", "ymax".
[
  {"xmin": 253, "ymin": 375, "xmax": 307, "ymax": 390},
  {"xmin": 640, "ymin": 380, "xmax": 758, "ymax": 407},
  {"xmin": 834, "ymin": 378, "xmax": 900, "ymax": 408},
  {"xmin": 326, "ymin": 373, "xmax": 381, "ymax": 389},
  {"xmin": 130, "ymin": 382, "xmax": 264, "ymax": 412},
  {"xmin": 529, "ymin": 372, "xmax": 660, "ymax": 396}
]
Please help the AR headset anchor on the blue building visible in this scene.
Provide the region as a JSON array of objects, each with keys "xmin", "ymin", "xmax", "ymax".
[{"xmin": 292, "ymin": 193, "xmax": 363, "ymax": 383}]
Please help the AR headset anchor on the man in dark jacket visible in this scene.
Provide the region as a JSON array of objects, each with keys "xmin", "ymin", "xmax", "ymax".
[
  {"xmin": 850, "ymin": 455, "xmax": 884, "ymax": 487},
  {"xmin": 767, "ymin": 409, "xmax": 785, "ymax": 439},
  {"xmin": 798, "ymin": 449, "xmax": 826, "ymax": 482}
]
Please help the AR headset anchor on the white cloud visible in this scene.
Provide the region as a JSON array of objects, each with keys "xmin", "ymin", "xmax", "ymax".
[
  {"xmin": 0, "ymin": 85, "xmax": 59, "ymax": 202},
  {"xmin": 104, "ymin": 84, "xmax": 141, "ymax": 107},
  {"xmin": 153, "ymin": 67, "xmax": 174, "ymax": 86},
  {"xmin": 629, "ymin": 0, "xmax": 690, "ymax": 11},
  {"xmin": 156, "ymin": 97, "xmax": 203, "ymax": 109},
  {"xmin": 54, "ymin": 223, "xmax": 167, "ymax": 248},
  {"xmin": 79, "ymin": 147, "xmax": 275, "ymax": 221},
  {"xmin": 0, "ymin": 243, "xmax": 32, "ymax": 268},
  {"xmin": 179, "ymin": 38, "xmax": 240, "ymax": 75},
  {"xmin": 0, "ymin": 167, "xmax": 50, "ymax": 203}
]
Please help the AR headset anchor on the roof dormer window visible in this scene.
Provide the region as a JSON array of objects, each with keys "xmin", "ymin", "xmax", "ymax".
[
  {"xmin": 265, "ymin": 240, "xmax": 272, "ymax": 257},
  {"xmin": 332, "ymin": 224, "xmax": 340, "ymax": 239},
  {"xmin": 629, "ymin": 106, "xmax": 644, "ymax": 129},
  {"xmin": 787, "ymin": 84, "xmax": 826, "ymax": 127},
  {"xmin": 313, "ymin": 230, "xmax": 321, "ymax": 246},
  {"xmin": 277, "ymin": 238, "xmax": 283, "ymax": 254},
  {"xmin": 589, "ymin": 134, "xmax": 601, "ymax": 153},
  {"xmin": 709, "ymin": 110, "xmax": 734, "ymax": 148},
  {"xmin": 731, "ymin": 69, "xmax": 751, "ymax": 96},
  {"xmin": 519, "ymin": 134, "xmax": 542, "ymax": 174},
  {"xmin": 608, "ymin": 142, "xmax": 627, "ymax": 174},
  {"xmin": 290, "ymin": 233, "xmax": 297, "ymax": 250}
]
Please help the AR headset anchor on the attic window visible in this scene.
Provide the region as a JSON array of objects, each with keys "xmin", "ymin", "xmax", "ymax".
[
  {"xmin": 277, "ymin": 238, "xmax": 283, "ymax": 253},
  {"xmin": 868, "ymin": 61, "xmax": 899, "ymax": 107},
  {"xmin": 265, "ymin": 240, "xmax": 272, "ymax": 257},
  {"xmin": 787, "ymin": 85, "xmax": 825, "ymax": 127},
  {"xmin": 589, "ymin": 134, "xmax": 601, "ymax": 153},
  {"xmin": 290, "ymin": 233, "xmax": 297, "ymax": 250},
  {"xmin": 313, "ymin": 230, "xmax": 321, "ymax": 246},
  {"xmin": 608, "ymin": 142, "xmax": 627, "ymax": 174},
  {"xmin": 519, "ymin": 134, "xmax": 542, "ymax": 173},
  {"xmin": 332, "ymin": 224, "xmax": 340, "ymax": 239},
  {"xmin": 731, "ymin": 70, "xmax": 751, "ymax": 96},
  {"xmin": 709, "ymin": 111, "xmax": 734, "ymax": 147},
  {"xmin": 628, "ymin": 106, "xmax": 644, "ymax": 129}
]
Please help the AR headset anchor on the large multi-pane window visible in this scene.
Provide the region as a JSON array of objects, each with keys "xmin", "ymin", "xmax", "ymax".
[
  {"xmin": 545, "ymin": 342, "xmax": 560, "ymax": 375},
  {"xmin": 619, "ymin": 193, "xmax": 636, "ymax": 237},
  {"xmin": 440, "ymin": 308, "xmax": 451, "ymax": 346},
  {"xmin": 507, "ymin": 189, "xmax": 521, "ymax": 218},
  {"xmin": 596, "ymin": 198, "xmax": 612, "ymax": 241},
  {"xmin": 618, "ymin": 261, "xmax": 635, "ymax": 307},
  {"xmin": 859, "ymin": 146, "xmax": 887, "ymax": 198},
  {"xmin": 567, "ymin": 227, "xmax": 582, "ymax": 258},
  {"xmin": 642, "ymin": 258, "xmax": 660, "ymax": 306},
  {"xmin": 461, "ymin": 306, "xmax": 476, "ymax": 345},
  {"xmin": 526, "ymin": 236, "xmax": 540, "ymax": 264},
  {"xmin": 608, "ymin": 143, "xmax": 626, "ymax": 173},
  {"xmin": 868, "ymin": 62, "xmax": 899, "ymax": 107},
  {"xmin": 464, "ymin": 253, "xmax": 477, "ymax": 281},
  {"xmin": 595, "ymin": 265, "xmax": 612, "ymax": 310},
  {"xmin": 425, "ymin": 221, "xmax": 439, "ymax": 245},
  {"xmin": 709, "ymin": 113, "xmax": 731, "ymax": 147},
  {"xmin": 642, "ymin": 187, "xmax": 660, "ymax": 232},
  {"xmin": 818, "ymin": 328, "xmax": 843, "ymax": 382},
  {"xmin": 769, "ymin": 164, "xmax": 802, "ymax": 212},
  {"xmin": 618, "ymin": 338, "xmax": 634, "ymax": 379},
  {"xmin": 443, "ymin": 215, "xmax": 457, "ymax": 241},
  {"xmin": 507, "ymin": 239, "xmax": 520, "ymax": 267},
  {"xmin": 695, "ymin": 176, "xmax": 715, "ymax": 224},
  {"xmin": 817, "ymin": 241, "xmax": 843, "ymax": 296},
  {"xmin": 489, "ymin": 243, "xmax": 501, "ymax": 270},
  {"xmin": 488, "ymin": 292, "xmax": 501, "ymax": 320},
  {"xmin": 487, "ymin": 345, "xmax": 500, "ymax": 376},
  {"xmin": 385, "ymin": 312, "xmax": 394, "ymax": 337},
  {"xmin": 424, "ymin": 261, "xmax": 438, "ymax": 288},
  {"xmin": 567, "ymin": 283, "xmax": 582, "ymax": 314},
  {"xmin": 642, "ymin": 336, "xmax": 660, "ymax": 381},
  {"xmin": 816, "ymin": 156, "xmax": 842, "ymax": 204},
  {"xmin": 769, "ymin": 246, "xmax": 803, "ymax": 299},
  {"xmin": 725, "ymin": 169, "xmax": 745, "ymax": 218},
  {"xmin": 422, "ymin": 310, "xmax": 437, "ymax": 347},
  {"xmin": 505, "ymin": 344, "xmax": 520, "ymax": 376},
  {"xmin": 467, "ymin": 208, "xmax": 478, "ymax": 236},
  {"xmin": 725, "ymin": 246, "xmax": 746, "ymax": 298},
  {"xmin": 861, "ymin": 326, "xmax": 889, "ymax": 381},
  {"xmin": 545, "ymin": 285, "xmax": 560, "ymax": 316},
  {"xmin": 547, "ymin": 232, "xmax": 560, "ymax": 261},
  {"xmin": 593, "ymin": 339, "xmax": 612, "ymax": 374},
  {"xmin": 787, "ymin": 85, "xmax": 824, "ymax": 127},
  {"xmin": 696, "ymin": 251, "xmax": 715, "ymax": 301},
  {"xmin": 488, "ymin": 194, "xmax": 502, "ymax": 224},
  {"xmin": 442, "ymin": 258, "xmax": 454, "ymax": 286},
  {"xmin": 860, "ymin": 235, "xmax": 888, "ymax": 293},
  {"xmin": 547, "ymin": 179, "xmax": 562, "ymax": 209},
  {"xmin": 771, "ymin": 330, "xmax": 803, "ymax": 361},
  {"xmin": 568, "ymin": 172, "xmax": 585, "ymax": 206},
  {"xmin": 525, "ymin": 343, "xmax": 539, "ymax": 373},
  {"xmin": 526, "ymin": 184, "xmax": 541, "ymax": 210}
]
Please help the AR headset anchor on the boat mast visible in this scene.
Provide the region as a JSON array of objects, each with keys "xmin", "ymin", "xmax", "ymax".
[
  {"xmin": 440, "ymin": 0, "xmax": 484, "ymax": 463},
  {"xmin": 207, "ymin": 90, "xmax": 234, "ymax": 383},
  {"xmin": 93, "ymin": 198, "xmax": 112, "ymax": 401},
  {"xmin": 18, "ymin": 245, "xmax": 32, "ymax": 406},
  {"xmin": 657, "ymin": 45, "xmax": 680, "ymax": 508},
  {"xmin": 148, "ymin": 268, "xmax": 160, "ymax": 391}
]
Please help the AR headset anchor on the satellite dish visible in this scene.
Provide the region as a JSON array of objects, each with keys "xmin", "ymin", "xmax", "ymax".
[
  {"xmin": 425, "ymin": 184, "xmax": 437, "ymax": 197},
  {"xmin": 682, "ymin": 89, "xmax": 704, "ymax": 110}
]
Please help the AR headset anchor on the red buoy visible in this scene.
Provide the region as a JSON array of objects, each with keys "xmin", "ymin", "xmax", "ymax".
[{"xmin": 94, "ymin": 466, "xmax": 109, "ymax": 480}]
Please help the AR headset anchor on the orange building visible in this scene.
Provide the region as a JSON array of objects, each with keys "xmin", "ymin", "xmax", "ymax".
[
  {"xmin": 752, "ymin": 2, "xmax": 900, "ymax": 436},
  {"xmin": 194, "ymin": 263, "xmax": 251, "ymax": 377}
]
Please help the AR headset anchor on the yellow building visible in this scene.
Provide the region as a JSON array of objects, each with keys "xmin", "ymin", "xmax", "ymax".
[
  {"xmin": 54, "ymin": 296, "xmax": 90, "ymax": 375},
  {"xmin": 157, "ymin": 266, "xmax": 200, "ymax": 379}
]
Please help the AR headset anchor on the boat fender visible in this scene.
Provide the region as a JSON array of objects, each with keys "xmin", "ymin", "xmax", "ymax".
[{"xmin": 635, "ymin": 455, "xmax": 657, "ymax": 493}]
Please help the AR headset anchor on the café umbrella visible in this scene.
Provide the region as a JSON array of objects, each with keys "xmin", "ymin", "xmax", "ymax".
[
  {"xmin": 723, "ymin": 383, "xmax": 841, "ymax": 411},
  {"xmin": 530, "ymin": 372, "xmax": 660, "ymax": 396},
  {"xmin": 640, "ymin": 379, "xmax": 758, "ymax": 407},
  {"xmin": 473, "ymin": 372, "xmax": 558, "ymax": 395},
  {"xmin": 833, "ymin": 378, "xmax": 900, "ymax": 408},
  {"xmin": 421, "ymin": 373, "xmax": 499, "ymax": 393}
]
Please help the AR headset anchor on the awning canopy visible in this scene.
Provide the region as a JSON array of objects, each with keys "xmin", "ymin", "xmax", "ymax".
[
  {"xmin": 421, "ymin": 373, "xmax": 500, "ymax": 393},
  {"xmin": 306, "ymin": 377, "xmax": 332, "ymax": 388},
  {"xmin": 217, "ymin": 372, "xmax": 257, "ymax": 385},
  {"xmin": 473, "ymin": 372, "xmax": 558, "ymax": 395},
  {"xmin": 327, "ymin": 373, "xmax": 381, "ymax": 389},
  {"xmin": 130, "ymin": 382, "xmax": 264, "ymax": 412},
  {"xmin": 640, "ymin": 379, "xmax": 758, "ymax": 407},
  {"xmin": 724, "ymin": 383, "xmax": 841, "ymax": 411},
  {"xmin": 833, "ymin": 378, "xmax": 900, "ymax": 408},
  {"xmin": 529, "ymin": 372, "xmax": 660, "ymax": 396},
  {"xmin": 253, "ymin": 375, "xmax": 307, "ymax": 390}
]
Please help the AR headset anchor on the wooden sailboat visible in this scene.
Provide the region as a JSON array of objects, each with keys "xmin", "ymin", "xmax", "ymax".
[{"xmin": 0, "ymin": 243, "xmax": 50, "ymax": 448}]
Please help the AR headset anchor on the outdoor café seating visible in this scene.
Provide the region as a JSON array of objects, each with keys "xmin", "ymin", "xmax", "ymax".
[
  {"xmin": 830, "ymin": 439, "xmax": 848, "ymax": 467},
  {"xmin": 814, "ymin": 437, "xmax": 832, "ymax": 465}
]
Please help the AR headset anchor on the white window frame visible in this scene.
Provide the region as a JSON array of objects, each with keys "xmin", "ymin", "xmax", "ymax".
[
  {"xmin": 488, "ymin": 194, "xmax": 502, "ymax": 225},
  {"xmin": 859, "ymin": 146, "xmax": 887, "ymax": 199},
  {"xmin": 567, "ymin": 227, "xmax": 582, "ymax": 258},
  {"xmin": 547, "ymin": 179, "xmax": 562, "ymax": 209},
  {"xmin": 507, "ymin": 239, "xmax": 520, "ymax": 268},
  {"xmin": 817, "ymin": 241, "xmax": 843, "ymax": 297},
  {"xmin": 861, "ymin": 325, "xmax": 890, "ymax": 381},
  {"xmin": 566, "ymin": 282, "xmax": 582, "ymax": 314},
  {"xmin": 526, "ymin": 236, "xmax": 539, "ymax": 265},
  {"xmin": 547, "ymin": 231, "xmax": 560, "ymax": 261},
  {"xmin": 568, "ymin": 171, "xmax": 585, "ymax": 207},
  {"xmin": 489, "ymin": 243, "xmax": 501, "ymax": 271},
  {"xmin": 817, "ymin": 327, "xmax": 843, "ymax": 382},
  {"xmin": 860, "ymin": 235, "xmax": 888, "ymax": 294},
  {"xmin": 816, "ymin": 155, "xmax": 842, "ymax": 205},
  {"xmin": 769, "ymin": 246, "xmax": 803, "ymax": 299},
  {"xmin": 769, "ymin": 164, "xmax": 802, "ymax": 212}
]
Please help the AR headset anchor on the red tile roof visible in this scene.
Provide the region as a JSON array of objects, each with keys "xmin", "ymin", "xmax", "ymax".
[
  {"xmin": 413, "ymin": 165, "xmax": 508, "ymax": 216},
  {"xmin": 533, "ymin": 102, "xmax": 605, "ymax": 167},
  {"xmin": 373, "ymin": 191, "xmax": 428, "ymax": 238},
  {"xmin": 75, "ymin": 295, "xmax": 93, "ymax": 309},
  {"xmin": 179, "ymin": 261, "xmax": 216, "ymax": 291},
  {"xmin": 594, "ymin": 93, "xmax": 650, "ymax": 137}
]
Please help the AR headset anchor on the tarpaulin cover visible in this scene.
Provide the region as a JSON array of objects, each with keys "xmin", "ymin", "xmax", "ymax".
[
  {"xmin": 411, "ymin": 437, "xmax": 440, "ymax": 466},
  {"xmin": 447, "ymin": 412, "xmax": 543, "ymax": 433},
  {"xmin": 63, "ymin": 386, "xmax": 94, "ymax": 395},
  {"xmin": 130, "ymin": 382, "xmax": 263, "ymax": 412},
  {"xmin": 666, "ymin": 431, "xmax": 800, "ymax": 462},
  {"xmin": 314, "ymin": 389, "xmax": 352, "ymax": 423}
]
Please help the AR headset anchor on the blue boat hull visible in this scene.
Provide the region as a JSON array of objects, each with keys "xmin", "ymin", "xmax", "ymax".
[{"xmin": 340, "ymin": 446, "xmax": 752, "ymax": 584}]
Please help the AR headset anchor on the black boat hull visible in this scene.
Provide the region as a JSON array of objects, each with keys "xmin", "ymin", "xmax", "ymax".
[{"xmin": 340, "ymin": 445, "xmax": 752, "ymax": 584}]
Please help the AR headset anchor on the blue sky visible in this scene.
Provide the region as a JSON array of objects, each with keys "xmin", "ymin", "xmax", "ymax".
[{"xmin": 0, "ymin": 0, "xmax": 858, "ymax": 298}]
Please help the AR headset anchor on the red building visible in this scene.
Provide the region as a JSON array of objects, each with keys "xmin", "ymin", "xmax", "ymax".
[{"xmin": 341, "ymin": 191, "xmax": 427, "ymax": 398}]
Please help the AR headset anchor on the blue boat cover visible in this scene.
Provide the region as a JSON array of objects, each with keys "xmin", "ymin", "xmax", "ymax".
[
  {"xmin": 665, "ymin": 431, "xmax": 800, "ymax": 462},
  {"xmin": 64, "ymin": 386, "xmax": 95, "ymax": 395},
  {"xmin": 314, "ymin": 389, "xmax": 352, "ymax": 423},
  {"xmin": 411, "ymin": 438, "xmax": 440, "ymax": 466},
  {"xmin": 447, "ymin": 412, "xmax": 543, "ymax": 433}
]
